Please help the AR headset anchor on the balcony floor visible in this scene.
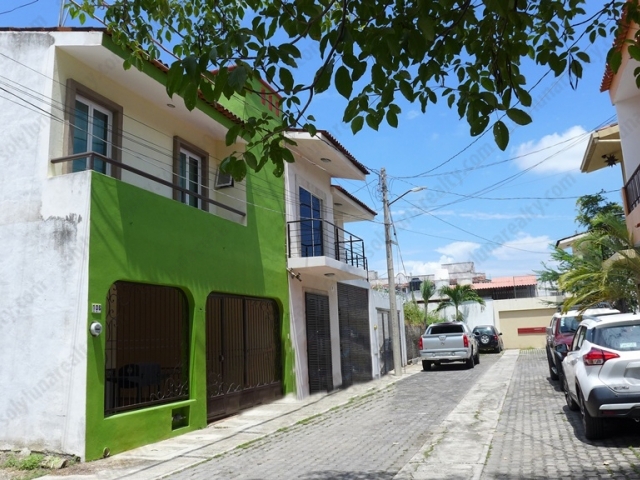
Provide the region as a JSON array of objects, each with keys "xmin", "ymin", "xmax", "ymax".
[{"xmin": 287, "ymin": 256, "xmax": 368, "ymax": 281}]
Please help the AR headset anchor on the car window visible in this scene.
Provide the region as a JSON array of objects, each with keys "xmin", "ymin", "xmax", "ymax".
[
  {"xmin": 429, "ymin": 324, "xmax": 464, "ymax": 334},
  {"xmin": 473, "ymin": 327, "xmax": 494, "ymax": 335},
  {"xmin": 594, "ymin": 323, "xmax": 640, "ymax": 351},
  {"xmin": 571, "ymin": 326, "xmax": 586, "ymax": 351},
  {"xmin": 559, "ymin": 316, "xmax": 580, "ymax": 334}
]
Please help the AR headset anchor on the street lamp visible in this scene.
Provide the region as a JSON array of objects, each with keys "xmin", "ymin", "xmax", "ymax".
[{"xmin": 380, "ymin": 167, "xmax": 426, "ymax": 376}]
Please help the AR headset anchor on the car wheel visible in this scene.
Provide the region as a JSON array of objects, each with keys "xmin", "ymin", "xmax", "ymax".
[
  {"xmin": 547, "ymin": 357, "xmax": 559, "ymax": 381},
  {"xmin": 580, "ymin": 390, "xmax": 605, "ymax": 440},
  {"xmin": 563, "ymin": 375, "xmax": 579, "ymax": 411},
  {"xmin": 466, "ymin": 354, "xmax": 475, "ymax": 369},
  {"xmin": 474, "ymin": 350, "xmax": 480, "ymax": 364},
  {"xmin": 422, "ymin": 360, "xmax": 432, "ymax": 371}
]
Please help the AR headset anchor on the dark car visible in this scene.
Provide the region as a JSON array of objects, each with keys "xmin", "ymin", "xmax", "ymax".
[{"xmin": 472, "ymin": 325, "xmax": 503, "ymax": 353}]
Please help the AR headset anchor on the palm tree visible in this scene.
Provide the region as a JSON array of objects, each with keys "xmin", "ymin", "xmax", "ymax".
[
  {"xmin": 558, "ymin": 212, "xmax": 639, "ymax": 312},
  {"xmin": 420, "ymin": 279, "xmax": 436, "ymax": 328},
  {"xmin": 436, "ymin": 284, "xmax": 486, "ymax": 322}
]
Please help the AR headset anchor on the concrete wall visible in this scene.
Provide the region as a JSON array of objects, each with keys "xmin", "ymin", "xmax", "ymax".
[
  {"xmin": 494, "ymin": 297, "xmax": 560, "ymax": 349},
  {"xmin": 436, "ymin": 299, "xmax": 494, "ymax": 330},
  {"xmin": 0, "ymin": 32, "xmax": 89, "ymax": 457}
]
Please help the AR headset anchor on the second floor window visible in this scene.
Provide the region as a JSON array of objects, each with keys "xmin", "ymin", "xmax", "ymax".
[
  {"xmin": 173, "ymin": 137, "xmax": 209, "ymax": 211},
  {"xmin": 72, "ymin": 95, "xmax": 112, "ymax": 175},
  {"xmin": 299, "ymin": 187, "xmax": 323, "ymax": 257}
]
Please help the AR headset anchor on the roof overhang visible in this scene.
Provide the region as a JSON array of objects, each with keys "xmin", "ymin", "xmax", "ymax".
[
  {"xmin": 48, "ymin": 30, "xmax": 242, "ymax": 141},
  {"xmin": 285, "ymin": 130, "xmax": 368, "ymax": 180},
  {"xmin": 580, "ymin": 124, "xmax": 622, "ymax": 173},
  {"xmin": 331, "ymin": 185, "xmax": 376, "ymax": 222},
  {"xmin": 556, "ymin": 232, "xmax": 587, "ymax": 250}
]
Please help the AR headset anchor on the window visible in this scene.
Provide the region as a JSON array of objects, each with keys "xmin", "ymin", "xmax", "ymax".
[
  {"xmin": 215, "ymin": 169, "xmax": 234, "ymax": 189},
  {"xmin": 571, "ymin": 326, "xmax": 587, "ymax": 351},
  {"xmin": 66, "ymin": 80, "xmax": 122, "ymax": 177},
  {"xmin": 559, "ymin": 316, "xmax": 580, "ymax": 334},
  {"xmin": 173, "ymin": 137, "xmax": 209, "ymax": 211},
  {"xmin": 299, "ymin": 187, "xmax": 323, "ymax": 257},
  {"xmin": 104, "ymin": 281, "xmax": 190, "ymax": 416}
]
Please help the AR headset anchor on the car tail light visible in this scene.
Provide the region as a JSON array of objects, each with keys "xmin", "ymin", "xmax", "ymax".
[
  {"xmin": 583, "ymin": 347, "xmax": 620, "ymax": 366},
  {"xmin": 418, "ymin": 337, "xmax": 423, "ymax": 350},
  {"xmin": 493, "ymin": 335, "xmax": 498, "ymax": 341},
  {"xmin": 463, "ymin": 335, "xmax": 469, "ymax": 348}
]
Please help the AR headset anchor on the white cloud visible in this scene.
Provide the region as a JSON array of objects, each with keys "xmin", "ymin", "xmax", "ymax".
[
  {"xmin": 402, "ymin": 259, "xmax": 451, "ymax": 276},
  {"xmin": 407, "ymin": 110, "xmax": 420, "ymax": 120},
  {"xmin": 513, "ymin": 125, "xmax": 589, "ymax": 173},
  {"xmin": 490, "ymin": 233, "xmax": 551, "ymax": 261},
  {"xmin": 436, "ymin": 241, "xmax": 481, "ymax": 259}
]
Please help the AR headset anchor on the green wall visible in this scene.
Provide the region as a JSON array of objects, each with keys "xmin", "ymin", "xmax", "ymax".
[{"xmin": 85, "ymin": 169, "xmax": 292, "ymax": 460}]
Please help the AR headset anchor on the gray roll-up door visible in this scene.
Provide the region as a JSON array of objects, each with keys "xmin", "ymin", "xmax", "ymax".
[{"xmin": 338, "ymin": 284, "xmax": 372, "ymax": 387}]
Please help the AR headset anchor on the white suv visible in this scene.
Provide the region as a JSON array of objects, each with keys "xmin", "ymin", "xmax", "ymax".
[{"xmin": 562, "ymin": 313, "xmax": 640, "ymax": 440}]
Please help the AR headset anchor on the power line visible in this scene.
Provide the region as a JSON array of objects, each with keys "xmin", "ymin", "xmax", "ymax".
[{"xmin": 0, "ymin": 0, "xmax": 39, "ymax": 15}]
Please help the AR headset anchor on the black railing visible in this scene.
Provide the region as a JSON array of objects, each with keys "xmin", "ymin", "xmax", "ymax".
[
  {"xmin": 287, "ymin": 219, "xmax": 368, "ymax": 270},
  {"xmin": 104, "ymin": 281, "xmax": 190, "ymax": 417},
  {"xmin": 625, "ymin": 162, "xmax": 640, "ymax": 213},
  {"xmin": 51, "ymin": 152, "xmax": 246, "ymax": 217}
]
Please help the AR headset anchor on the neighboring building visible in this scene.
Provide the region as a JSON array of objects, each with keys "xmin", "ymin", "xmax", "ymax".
[
  {"xmin": 372, "ymin": 264, "xmax": 562, "ymax": 349},
  {"xmin": 0, "ymin": 28, "xmax": 292, "ymax": 460},
  {"xmin": 600, "ymin": 20, "xmax": 640, "ymax": 243},
  {"xmin": 283, "ymin": 129, "xmax": 405, "ymax": 397}
]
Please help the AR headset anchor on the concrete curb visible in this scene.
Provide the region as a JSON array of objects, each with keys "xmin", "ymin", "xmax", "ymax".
[
  {"xmin": 41, "ymin": 364, "xmax": 424, "ymax": 479},
  {"xmin": 394, "ymin": 350, "xmax": 520, "ymax": 480}
]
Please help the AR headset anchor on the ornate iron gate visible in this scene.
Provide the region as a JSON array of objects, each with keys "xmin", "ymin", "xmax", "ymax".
[
  {"xmin": 305, "ymin": 292, "xmax": 333, "ymax": 393},
  {"xmin": 338, "ymin": 284, "xmax": 372, "ymax": 387},
  {"xmin": 206, "ymin": 294, "xmax": 282, "ymax": 422}
]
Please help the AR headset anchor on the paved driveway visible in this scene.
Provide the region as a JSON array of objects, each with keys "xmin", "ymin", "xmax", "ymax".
[
  {"xmin": 168, "ymin": 355, "xmax": 502, "ymax": 480},
  {"xmin": 482, "ymin": 349, "xmax": 640, "ymax": 480}
]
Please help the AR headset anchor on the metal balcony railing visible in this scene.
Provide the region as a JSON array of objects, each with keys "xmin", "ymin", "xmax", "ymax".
[
  {"xmin": 625, "ymin": 163, "xmax": 640, "ymax": 213},
  {"xmin": 287, "ymin": 219, "xmax": 368, "ymax": 270},
  {"xmin": 50, "ymin": 152, "xmax": 245, "ymax": 216}
]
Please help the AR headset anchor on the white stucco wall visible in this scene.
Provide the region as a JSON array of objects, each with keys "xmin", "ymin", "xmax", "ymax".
[
  {"xmin": 0, "ymin": 32, "xmax": 90, "ymax": 457},
  {"xmin": 436, "ymin": 299, "xmax": 495, "ymax": 330}
]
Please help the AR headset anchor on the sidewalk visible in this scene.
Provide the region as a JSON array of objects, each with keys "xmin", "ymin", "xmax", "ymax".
[
  {"xmin": 43, "ymin": 352, "xmax": 519, "ymax": 480},
  {"xmin": 43, "ymin": 363, "xmax": 426, "ymax": 479}
]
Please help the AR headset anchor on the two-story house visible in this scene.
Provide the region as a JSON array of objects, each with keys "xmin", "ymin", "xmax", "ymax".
[
  {"xmin": 283, "ymin": 129, "xmax": 404, "ymax": 397},
  {"xmin": 0, "ymin": 28, "xmax": 292, "ymax": 460}
]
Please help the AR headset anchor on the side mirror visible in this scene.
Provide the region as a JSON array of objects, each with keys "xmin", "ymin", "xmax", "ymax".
[
  {"xmin": 498, "ymin": 332, "xmax": 502, "ymax": 336},
  {"xmin": 473, "ymin": 332, "xmax": 480, "ymax": 336},
  {"xmin": 545, "ymin": 326, "xmax": 552, "ymax": 336}
]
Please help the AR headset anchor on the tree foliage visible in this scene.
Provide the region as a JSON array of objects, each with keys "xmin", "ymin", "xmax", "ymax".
[
  {"xmin": 575, "ymin": 190, "xmax": 624, "ymax": 230},
  {"xmin": 69, "ymin": 0, "xmax": 637, "ymax": 179},
  {"xmin": 436, "ymin": 284, "xmax": 486, "ymax": 322},
  {"xmin": 420, "ymin": 279, "xmax": 436, "ymax": 327},
  {"xmin": 559, "ymin": 212, "xmax": 638, "ymax": 312}
]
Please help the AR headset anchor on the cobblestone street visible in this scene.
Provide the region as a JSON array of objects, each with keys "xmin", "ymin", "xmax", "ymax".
[
  {"xmin": 168, "ymin": 356, "xmax": 501, "ymax": 480},
  {"xmin": 482, "ymin": 350, "xmax": 640, "ymax": 480}
]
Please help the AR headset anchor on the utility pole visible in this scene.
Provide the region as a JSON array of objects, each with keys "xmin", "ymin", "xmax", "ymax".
[{"xmin": 381, "ymin": 168, "xmax": 403, "ymax": 376}]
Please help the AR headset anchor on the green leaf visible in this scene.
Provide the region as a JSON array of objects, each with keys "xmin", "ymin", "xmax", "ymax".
[
  {"xmin": 244, "ymin": 151, "xmax": 258, "ymax": 170},
  {"xmin": 228, "ymin": 66, "xmax": 248, "ymax": 93},
  {"xmin": 608, "ymin": 50, "xmax": 622, "ymax": 74},
  {"xmin": 365, "ymin": 113, "xmax": 380, "ymax": 131},
  {"xmin": 417, "ymin": 16, "xmax": 435, "ymax": 42},
  {"xmin": 351, "ymin": 116, "xmax": 364, "ymax": 134},
  {"xmin": 335, "ymin": 66, "xmax": 353, "ymax": 99},
  {"xmin": 166, "ymin": 61, "xmax": 184, "ymax": 97},
  {"xmin": 493, "ymin": 121, "xmax": 509, "ymax": 151},
  {"xmin": 313, "ymin": 61, "xmax": 334, "ymax": 94},
  {"xmin": 399, "ymin": 80, "xmax": 415, "ymax": 102},
  {"xmin": 506, "ymin": 108, "xmax": 532, "ymax": 126},
  {"xmin": 630, "ymin": 45, "xmax": 640, "ymax": 62},
  {"xmin": 576, "ymin": 51, "xmax": 590, "ymax": 63},
  {"xmin": 279, "ymin": 67, "xmax": 294, "ymax": 91},
  {"xmin": 225, "ymin": 125, "xmax": 241, "ymax": 146},
  {"xmin": 183, "ymin": 81, "xmax": 198, "ymax": 111},
  {"xmin": 386, "ymin": 109, "xmax": 398, "ymax": 128},
  {"xmin": 281, "ymin": 147, "xmax": 295, "ymax": 163}
]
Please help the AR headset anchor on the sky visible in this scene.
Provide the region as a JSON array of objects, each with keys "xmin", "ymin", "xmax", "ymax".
[{"xmin": 2, "ymin": 1, "xmax": 626, "ymax": 281}]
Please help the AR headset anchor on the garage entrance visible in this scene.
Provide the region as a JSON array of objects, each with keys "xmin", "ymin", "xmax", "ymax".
[{"xmin": 205, "ymin": 294, "xmax": 282, "ymax": 421}]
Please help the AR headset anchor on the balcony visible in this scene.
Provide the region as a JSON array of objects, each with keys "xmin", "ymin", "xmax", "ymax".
[
  {"xmin": 287, "ymin": 219, "xmax": 368, "ymax": 280},
  {"xmin": 50, "ymin": 152, "xmax": 245, "ymax": 218}
]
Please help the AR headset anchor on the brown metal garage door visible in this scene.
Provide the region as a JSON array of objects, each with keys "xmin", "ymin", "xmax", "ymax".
[{"xmin": 206, "ymin": 293, "xmax": 282, "ymax": 422}]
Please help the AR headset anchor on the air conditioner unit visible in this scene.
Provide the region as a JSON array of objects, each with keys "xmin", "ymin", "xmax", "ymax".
[{"xmin": 215, "ymin": 169, "xmax": 234, "ymax": 189}]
